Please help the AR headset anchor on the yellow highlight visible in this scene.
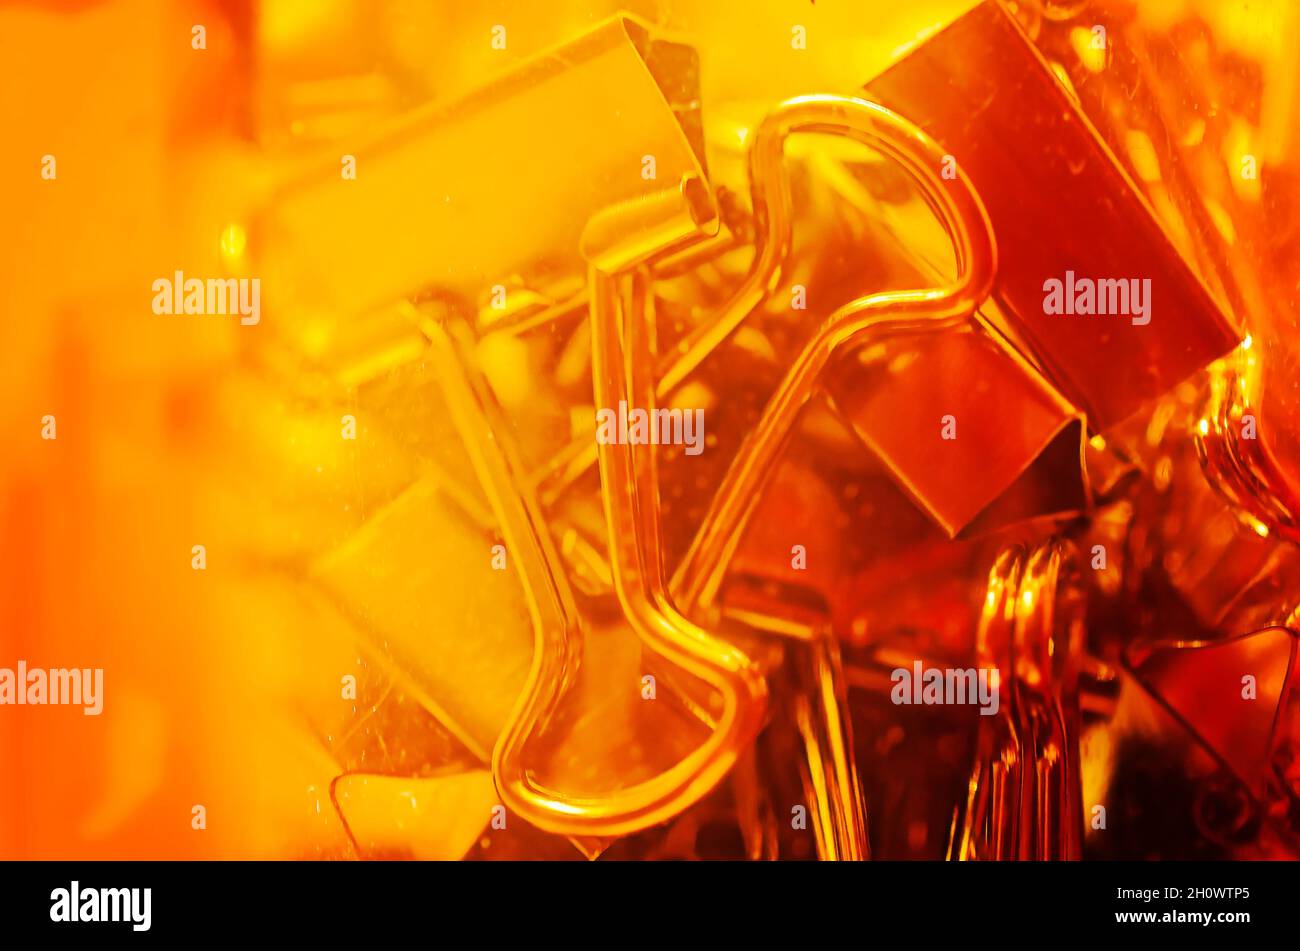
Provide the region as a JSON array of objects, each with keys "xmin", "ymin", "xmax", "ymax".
[
  {"xmin": 476, "ymin": 333, "xmax": 532, "ymax": 407},
  {"xmin": 1125, "ymin": 130, "xmax": 1162, "ymax": 184},
  {"xmin": 1071, "ymin": 26, "xmax": 1108, "ymax": 74},
  {"xmin": 219, "ymin": 222, "xmax": 247, "ymax": 260}
]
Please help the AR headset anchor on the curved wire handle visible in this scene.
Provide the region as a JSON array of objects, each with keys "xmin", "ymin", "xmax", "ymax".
[
  {"xmin": 671, "ymin": 94, "xmax": 998, "ymax": 615},
  {"xmin": 575, "ymin": 94, "xmax": 998, "ymax": 836},
  {"xmin": 951, "ymin": 539, "xmax": 1085, "ymax": 861},
  {"xmin": 430, "ymin": 93, "xmax": 998, "ymax": 839},
  {"xmin": 1197, "ymin": 349, "xmax": 1300, "ymax": 544}
]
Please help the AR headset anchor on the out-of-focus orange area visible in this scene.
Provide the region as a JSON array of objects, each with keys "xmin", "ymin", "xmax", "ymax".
[{"xmin": 0, "ymin": 0, "xmax": 280, "ymax": 858}]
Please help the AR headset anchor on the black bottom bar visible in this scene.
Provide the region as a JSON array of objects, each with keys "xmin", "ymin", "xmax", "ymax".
[{"xmin": 0, "ymin": 859, "xmax": 1288, "ymax": 939}]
